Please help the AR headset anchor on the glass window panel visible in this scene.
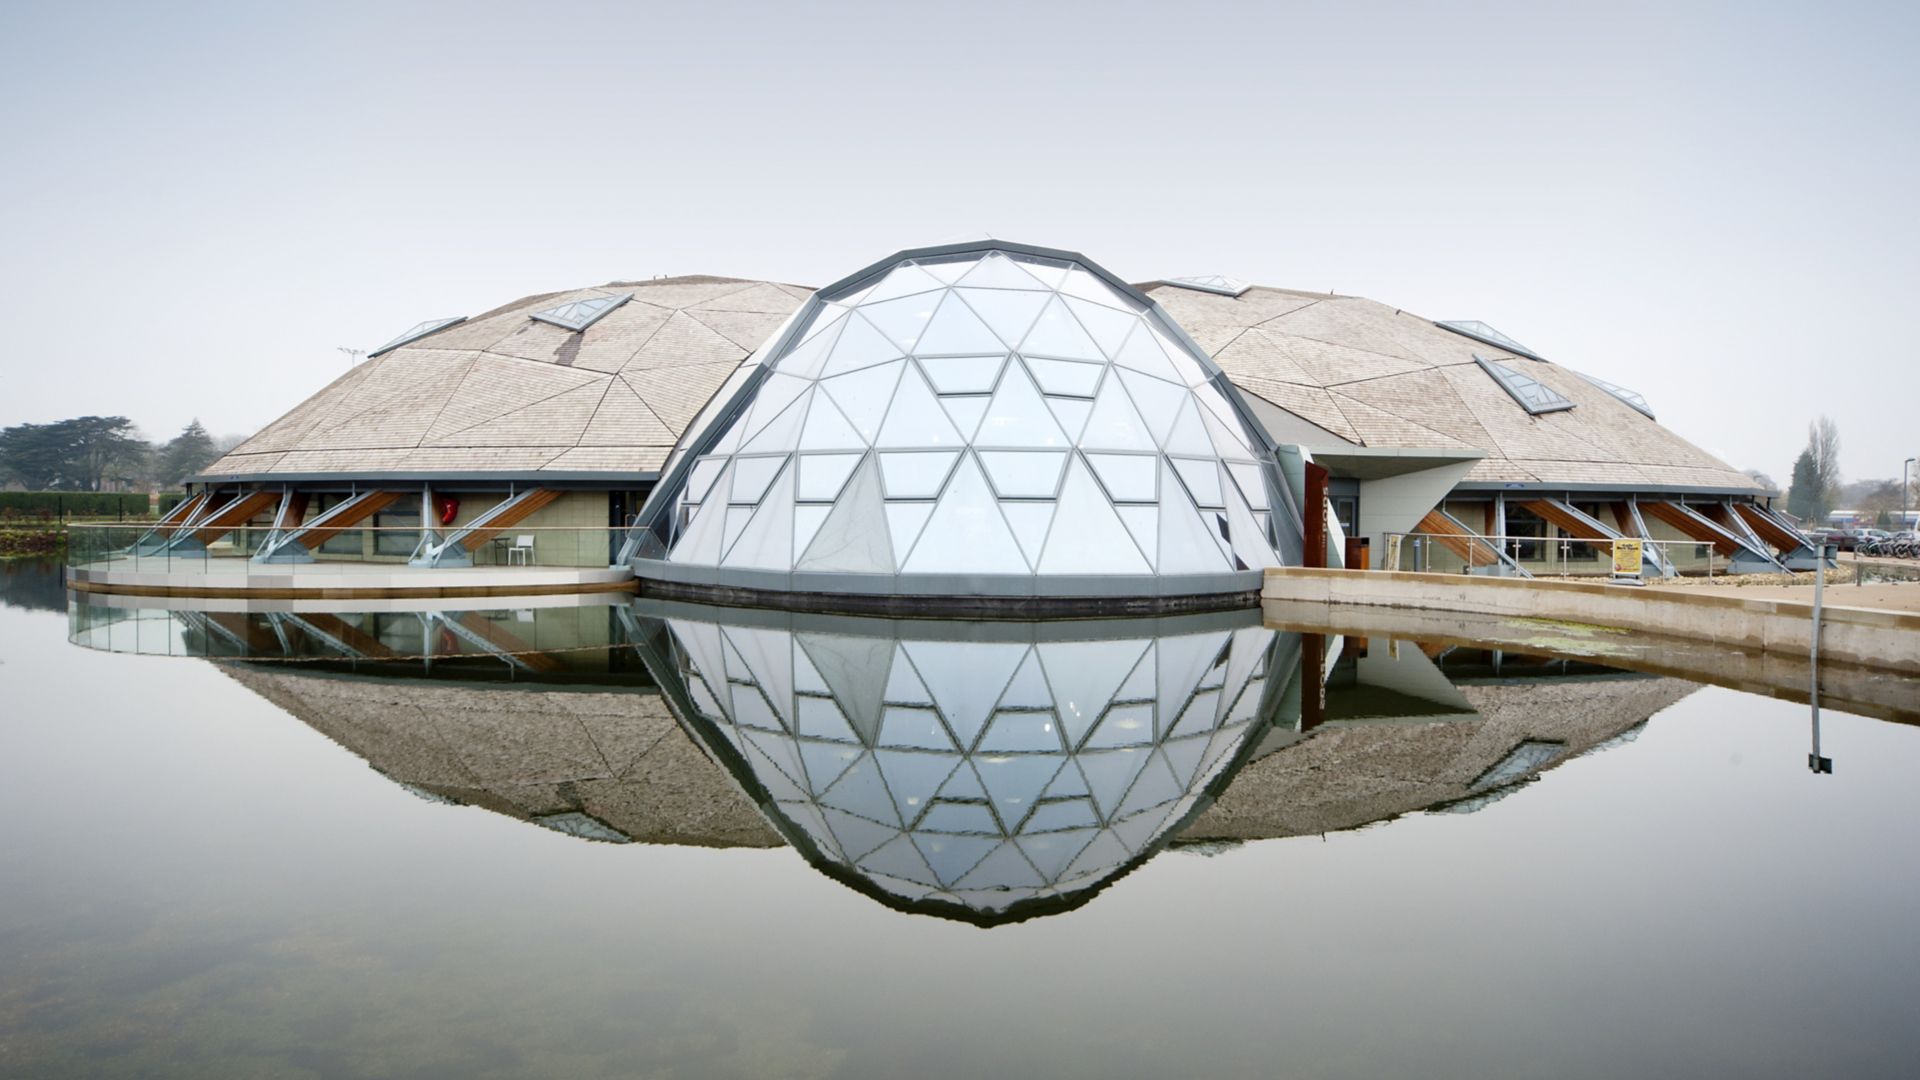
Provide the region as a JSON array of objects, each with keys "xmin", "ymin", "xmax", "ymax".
[
  {"xmin": 820, "ymin": 359, "xmax": 905, "ymax": 444},
  {"xmin": 899, "ymin": 456, "xmax": 1032, "ymax": 575},
  {"xmin": 861, "ymin": 290, "xmax": 944, "ymax": 352},
  {"xmin": 1151, "ymin": 325, "xmax": 1214, "ymax": 387},
  {"xmin": 884, "ymin": 501, "xmax": 935, "ymax": 562},
  {"xmin": 1575, "ymin": 370, "xmax": 1655, "ymax": 418},
  {"xmin": 795, "ymin": 458, "xmax": 894, "ymax": 572},
  {"xmin": 1057, "ymin": 266, "xmax": 1129, "ymax": 307},
  {"xmin": 1161, "ymin": 398, "xmax": 1213, "ymax": 457},
  {"xmin": 1438, "ymin": 320, "xmax": 1543, "ymax": 361},
  {"xmin": 1085, "ymin": 452, "xmax": 1158, "ymax": 502},
  {"xmin": 974, "ymin": 360, "xmax": 1068, "ymax": 448},
  {"xmin": 919, "ymin": 354, "xmax": 1005, "ymax": 395},
  {"xmin": 861, "ymin": 263, "xmax": 946, "ymax": 305},
  {"xmin": 875, "ymin": 365, "xmax": 963, "ymax": 449},
  {"xmin": 794, "ymin": 504, "xmax": 831, "ymax": 558},
  {"xmin": 1024, "ymin": 356, "xmax": 1103, "ymax": 398},
  {"xmin": 940, "ymin": 394, "xmax": 991, "ymax": 440},
  {"xmin": 798, "ymin": 392, "xmax": 867, "ymax": 450},
  {"xmin": 998, "ymin": 500, "xmax": 1055, "ymax": 569},
  {"xmin": 721, "ymin": 505, "xmax": 755, "ymax": 557},
  {"xmin": 1109, "ymin": 322, "xmax": 1184, "ymax": 383},
  {"xmin": 914, "ymin": 291, "xmax": 1006, "ymax": 354},
  {"xmin": 723, "ymin": 467, "xmax": 794, "ymax": 569},
  {"xmin": 878, "ymin": 450, "xmax": 961, "ymax": 499},
  {"xmin": 1062, "ymin": 296, "xmax": 1138, "ymax": 359},
  {"xmin": 1009, "ymin": 255, "xmax": 1071, "ymax": 289},
  {"xmin": 914, "ymin": 255, "xmax": 979, "ymax": 285},
  {"xmin": 1077, "ymin": 378, "xmax": 1156, "ymax": 452},
  {"xmin": 1046, "ymin": 396, "xmax": 1092, "ymax": 442},
  {"xmin": 685, "ymin": 457, "xmax": 725, "ymax": 502},
  {"xmin": 797, "ymin": 452, "xmax": 863, "ymax": 501},
  {"xmin": 1196, "ymin": 393, "xmax": 1256, "ymax": 457},
  {"xmin": 1170, "ymin": 456, "xmax": 1224, "ymax": 508},
  {"xmin": 669, "ymin": 481, "xmax": 730, "ymax": 563},
  {"xmin": 956, "ymin": 287, "xmax": 1050, "ymax": 347},
  {"xmin": 1038, "ymin": 457, "xmax": 1151, "ymax": 574},
  {"xmin": 819, "ymin": 312, "xmax": 904, "ymax": 378},
  {"xmin": 1222, "ymin": 475, "xmax": 1281, "ymax": 570},
  {"xmin": 876, "ymin": 749, "xmax": 961, "ymax": 820},
  {"xmin": 1020, "ymin": 296, "xmax": 1103, "ymax": 361},
  {"xmin": 1115, "ymin": 368, "xmax": 1185, "ymax": 447},
  {"xmin": 1226, "ymin": 461, "xmax": 1271, "ymax": 511},
  {"xmin": 740, "ymin": 388, "xmax": 809, "ymax": 454},
  {"xmin": 729, "ymin": 455, "xmax": 787, "ymax": 504},
  {"xmin": 919, "ymin": 801, "xmax": 1000, "ymax": 834},
  {"xmin": 978, "ymin": 449, "xmax": 1068, "ymax": 499},
  {"xmin": 1474, "ymin": 355, "xmax": 1573, "ymax": 414},
  {"xmin": 741, "ymin": 374, "xmax": 811, "ymax": 446},
  {"xmin": 371, "ymin": 316, "xmax": 463, "ymax": 357},
  {"xmin": 957, "ymin": 252, "xmax": 1047, "ymax": 291}
]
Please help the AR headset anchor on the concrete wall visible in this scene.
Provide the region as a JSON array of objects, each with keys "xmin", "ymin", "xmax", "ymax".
[{"xmin": 1264, "ymin": 567, "xmax": 1920, "ymax": 675}]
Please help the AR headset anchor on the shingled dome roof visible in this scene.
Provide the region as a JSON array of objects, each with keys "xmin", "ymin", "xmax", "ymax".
[
  {"xmin": 630, "ymin": 242, "xmax": 1296, "ymax": 598},
  {"xmin": 201, "ymin": 276, "xmax": 812, "ymax": 481}
]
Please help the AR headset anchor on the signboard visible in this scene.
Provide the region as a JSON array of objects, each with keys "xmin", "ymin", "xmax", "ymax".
[
  {"xmin": 1611, "ymin": 538, "xmax": 1643, "ymax": 577},
  {"xmin": 1384, "ymin": 533, "xmax": 1403, "ymax": 572}
]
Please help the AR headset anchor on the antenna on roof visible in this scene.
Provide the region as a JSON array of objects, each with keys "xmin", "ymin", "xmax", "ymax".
[{"xmin": 337, "ymin": 347, "xmax": 365, "ymax": 367}]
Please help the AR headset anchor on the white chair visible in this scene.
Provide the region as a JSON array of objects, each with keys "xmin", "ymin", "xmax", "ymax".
[{"xmin": 508, "ymin": 534, "xmax": 536, "ymax": 565}]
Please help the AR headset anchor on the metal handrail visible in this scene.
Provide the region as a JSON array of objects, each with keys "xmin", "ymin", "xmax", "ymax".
[{"xmin": 1383, "ymin": 531, "xmax": 1722, "ymax": 578}]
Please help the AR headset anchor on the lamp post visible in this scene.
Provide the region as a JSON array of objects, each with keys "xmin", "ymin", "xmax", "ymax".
[{"xmin": 1904, "ymin": 457, "xmax": 1916, "ymax": 530}]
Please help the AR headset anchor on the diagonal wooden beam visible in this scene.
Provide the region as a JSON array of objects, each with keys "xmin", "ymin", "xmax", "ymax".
[
  {"xmin": 1641, "ymin": 501, "xmax": 1740, "ymax": 557},
  {"xmin": 1734, "ymin": 503, "xmax": 1808, "ymax": 554},
  {"xmin": 460, "ymin": 488, "xmax": 563, "ymax": 551},
  {"xmin": 188, "ymin": 490, "xmax": 280, "ymax": 545},
  {"xmin": 297, "ymin": 491, "xmax": 404, "ymax": 549},
  {"xmin": 1519, "ymin": 500, "xmax": 1609, "ymax": 541}
]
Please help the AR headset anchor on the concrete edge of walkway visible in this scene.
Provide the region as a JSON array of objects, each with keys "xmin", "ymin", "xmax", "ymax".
[{"xmin": 1263, "ymin": 567, "xmax": 1920, "ymax": 675}]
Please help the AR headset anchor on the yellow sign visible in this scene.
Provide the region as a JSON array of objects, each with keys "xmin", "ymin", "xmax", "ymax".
[{"xmin": 1612, "ymin": 538, "xmax": 1644, "ymax": 576}]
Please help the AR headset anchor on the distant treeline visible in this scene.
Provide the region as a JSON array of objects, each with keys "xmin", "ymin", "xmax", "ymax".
[
  {"xmin": 0, "ymin": 491, "xmax": 190, "ymax": 519},
  {"xmin": 0, "ymin": 416, "xmax": 233, "ymax": 492}
]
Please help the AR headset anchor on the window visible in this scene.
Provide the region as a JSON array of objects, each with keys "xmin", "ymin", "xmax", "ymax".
[
  {"xmin": 530, "ymin": 293, "xmax": 631, "ymax": 333},
  {"xmin": 1506, "ymin": 505, "xmax": 1546, "ymax": 561},
  {"xmin": 1474, "ymin": 355, "xmax": 1574, "ymax": 415},
  {"xmin": 369, "ymin": 316, "xmax": 465, "ymax": 358},
  {"xmin": 1574, "ymin": 370, "xmax": 1655, "ymax": 419},
  {"xmin": 1159, "ymin": 275, "xmax": 1251, "ymax": 298},
  {"xmin": 373, "ymin": 505, "xmax": 421, "ymax": 556},
  {"xmin": 1332, "ymin": 496, "xmax": 1358, "ymax": 535},
  {"xmin": 1436, "ymin": 320, "xmax": 1546, "ymax": 362}
]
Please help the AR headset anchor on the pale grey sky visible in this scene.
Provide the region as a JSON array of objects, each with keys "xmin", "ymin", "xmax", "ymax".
[{"xmin": 2, "ymin": 1, "xmax": 1914, "ymax": 485}]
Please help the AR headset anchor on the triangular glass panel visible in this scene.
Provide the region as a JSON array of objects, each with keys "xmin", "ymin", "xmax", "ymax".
[
  {"xmin": 796, "ymin": 451, "xmax": 863, "ymax": 501},
  {"xmin": 915, "ymin": 256, "xmax": 978, "ymax": 285},
  {"xmin": 977, "ymin": 449, "xmax": 1068, "ymax": 499},
  {"xmin": 1046, "ymin": 396, "xmax": 1093, "ymax": 442},
  {"xmin": 936, "ymin": 762, "xmax": 988, "ymax": 801},
  {"xmin": 875, "ymin": 365, "xmax": 964, "ymax": 449},
  {"xmin": 721, "ymin": 505, "xmax": 754, "ymax": 557},
  {"xmin": 998, "ymin": 649, "xmax": 1051, "ymax": 710},
  {"xmin": 878, "ymin": 450, "xmax": 961, "ymax": 499},
  {"xmin": 795, "ymin": 457, "xmax": 894, "ymax": 573},
  {"xmin": 798, "ymin": 392, "xmax": 867, "ymax": 451},
  {"xmin": 1116, "ymin": 505, "xmax": 1158, "ymax": 568},
  {"xmin": 370, "ymin": 316, "xmax": 464, "ymax": 357},
  {"xmin": 920, "ymin": 354, "xmax": 1005, "ymax": 395},
  {"xmin": 957, "ymin": 252, "xmax": 1047, "ymax": 291},
  {"xmin": 1077, "ymin": 378, "xmax": 1157, "ymax": 452},
  {"xmin": 861, "ymin": 289, "xmax": 944, "ymax": 352},
  {"xmin": 1062, "ymin": 296, "xmax": 1138, "ymax": 359},
  {"xmin": 721, "ymin": 465, "xmax": 793, "ymax": 570},
  {"xmin": 1169, "ymin": 456, "xmax": 1224, "ymax": 508},
  {"xmin": 1085, "ymin": 452, "xmax": 1158, "ymax": 502},
  {"xmin": 1038, "ymin": 456, "xmax": 1151, "ymax": 574},
  {"xmin": 820, "ymin": 360, "xmax": 905, "ymax": 444},
  {"xmin": 1574, "ymin": 370, "xmax": 1655, "ymax": 418},
  {"xmin": 940, "ymin": 395, "xmax": 991, "ymax": 440},
  {"xmin": 955, "ymin": 842, "xmax": 1045, "ymax": 891},
  {"xmin": 973, "ymin": 361, "xmax": 1068, "ymax": 449},
  {"xmin": 902, "ymin": 639, "xmax": 1028, "ymax": 747},
  {"xmin": 956, "ymin": 287, "xmax": 1050, "ymax": 347},
  {"xmin": 1076, "ymin": 751, "xmax": 1149, "ymax": 821},
  {"xmin": 818, "ymin": 313, "xmax": 904, "ymax": 378},
  {"xmin": 912, "ymin": 833, "xmax": 1002, "ymax": 887},
  {"xmin": 875, "ymin": 749, "xmax": 960, "ymax": 821},
  {"xmin": 1161, "ymin": 398, "xmax": 1213, "ymax": 457},
  {"xmin": 1020, "ymin": 296, "xmax": 1103, "ymax": 361},
  {"xmin": 978, "ymin": 710, "xmax": 1064, "ymax": 753},
  {"xmin": 776, "ymin": 315, "xmax": 843, "ymax": 379},
  {"xmin": 799, "ymin": 630, "xmax": 894, "ymax": 744},
  {"xmin": 915, "ymin": 291, "xmax": 1006, "ymax": 354},
  {"xmin": 975, "ymin": 755, "xmax": 1065, "ymax": 822},
  {"xmin": 729, "ymin": 455, "xmax": 787, "ymax": 504},
  {"xmin": 1116, "ymin": 369, "xmax": 1185, "ymax": 447},
  {"xmin": 795, "ymin": 693, "xmax": 856, "ymax": 740},
  {"xmin": 820, "ymin": 803, "xmax": 899, "ymax": 863},
  {"xmin": 860, "ymin": 263, "xmax": 946, "ymax": 305},
  {"xmin": 859, "ymin": 833, "xmax": 939, "ymax": 886},
  {"xmin": 999, "ymin": 500, "xmax": 1055, "ymax": 569},
  {"xmin": 1024, "ymin": 356, "xmax": 1103, "ymax": 398},
  {"xmin": 877, "ymin": 706, "xmax": 953, "ymax": 750},
  {"xmin": 740, "ymin": 388, "xmax": 809, "ymax": 455},
  {"xmin": 882, "ymin": 646, "xmax": 934, "ymax": 706},
  {"xmin": 1019, "ymin": 829, "xmax": 1098, "ymax": 878},
  {"xmin": 884, "ymin": 501, "xmax": 935, "ymax": 562},
  {"xmin": 797, "ymin": 739, "xmax": 863, "ymax": 794},
  {"xmin": 1056, "ymin": 266, "xmax": 1123, "ymax": 306},
  {"xmin": 1159, "ymin": 275, "xmax": 1249, "ymax": 297},
  {"xmin": 1438, "ymin": 320, "xmax": 1544, "ymax": 361},
  {"xmin": 793, "ymin": 504, "xmax": 831, "ymax": 556},
  {"xmin": 684, "ymin": 457, "xmax": 726, "ymax": 502},
  {"xmin": 1226, "ymin": 461, "xmax": 1271, "ymax": 511},
  {"xmin": 1110, "ymin": 322, "xmax": 1184, "ymax": 383},
  {"xmin": 1085, "ymin": 703, "xmax": 1154, "ymax": 749}
]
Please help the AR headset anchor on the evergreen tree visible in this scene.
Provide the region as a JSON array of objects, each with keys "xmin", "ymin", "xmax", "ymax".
[
  {"xmin": 1786, "ymin": 448, "xmax": 1823, "ymax": 521},
  {"xmin": 159, "ymin": 420, "xmax": 220, "ymax": 487}
]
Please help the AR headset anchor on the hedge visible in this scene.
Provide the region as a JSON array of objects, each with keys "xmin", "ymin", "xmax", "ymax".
[{"xmin": 0, "ymin": 491, "xmax": 189, "ymax": 519}]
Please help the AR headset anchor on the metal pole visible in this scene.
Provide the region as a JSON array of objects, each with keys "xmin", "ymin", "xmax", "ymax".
[{"xmin": 1810, "ymin": 542, "xmax": 1833, "ymax": 774}]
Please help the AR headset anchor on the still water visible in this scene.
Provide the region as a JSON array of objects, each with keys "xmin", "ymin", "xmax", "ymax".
[{"xmin": 4, "ymin": 557, "xmax": 1919, "ymax": 1078}]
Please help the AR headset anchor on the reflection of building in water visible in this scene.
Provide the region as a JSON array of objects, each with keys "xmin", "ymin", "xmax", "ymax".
[
  {"xmin": 630, "ymin": 603, "xmax": 1299, "ymax": 924},
  {"xmin": 106, "ymin": 599, "xmax": 1694, "ymax": 924}
]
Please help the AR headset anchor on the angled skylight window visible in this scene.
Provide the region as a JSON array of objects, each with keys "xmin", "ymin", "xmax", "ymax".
[
  {"xmin": 1437, "ymin": 319, "xmax": 1546, "ymax": 362},
  {"xmin": 369, "ymin": 316, "xmax": 466, "ymax": 358},
  {"xmin": 1574, "ymin": 370, "xmax": 1655, "ymax": 419},
  {"xmin": 529, "ymin": 292, "xmax": 632, "ymax": 333},
  {"xmin": 1475, "ymin": 355, "xmax": 1574, "ymax": 415},
  {"xmin": 1470, "ymin": 739, "xmax": 1566, "ymax": 791},
  {"xmin": 1160, "ymin": 275, "xmax": 1251, "ymax": 297}
]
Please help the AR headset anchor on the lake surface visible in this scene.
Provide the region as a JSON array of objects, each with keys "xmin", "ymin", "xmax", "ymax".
[{"xmin": 4, "ymin": 558, "xmax": 1918, "ymax": 1078}]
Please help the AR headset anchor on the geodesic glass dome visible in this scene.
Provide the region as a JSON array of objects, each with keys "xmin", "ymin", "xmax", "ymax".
[{"xmin": 629, "ymin": 242, "xmax": 1298, "ymax": 601}]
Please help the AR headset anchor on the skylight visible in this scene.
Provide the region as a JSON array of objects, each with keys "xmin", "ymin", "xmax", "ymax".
[
  {"xmin": 529, "ymin": 292, "xmax": 632, "ymax": 333},
  {"xmin": 1437, "ymin": 319, "xmax": 1545, "ymax": 362},
  {"xmin": 1475, "ymin": 355, "xmax": 1574, "ymax": 415},
  {"xmin": 1160, "ymin": 275, "xmax": 1251, "ymax": 297},
  {"xmin": 1575, "ymin": 370, "xmax": 1655, "ymax": 419},
  {"xmin": 369, "ymin": 316, "xmax": 465, "ymax": 358}
]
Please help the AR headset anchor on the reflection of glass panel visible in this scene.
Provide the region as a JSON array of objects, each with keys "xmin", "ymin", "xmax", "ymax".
[
  {"xmin": 878, "ymin": 451, "xmax": 961, "ymax": 499},
  {"xmin": 1024, "ymin": 356, "xmax": 1102, "ymax": 397},
  {"xmin": 978, "ymin": 450, "xmax": 1068, "ymax": 499}
]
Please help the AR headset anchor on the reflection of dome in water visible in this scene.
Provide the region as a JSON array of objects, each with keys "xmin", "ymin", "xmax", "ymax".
[
  {"xmin": 636, "ymin": 602, "xmax": 1298, "ymax": 923},
  {"xmin": 632, "ymin": 242, "xmax": 1297, "ymax": 603}
]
